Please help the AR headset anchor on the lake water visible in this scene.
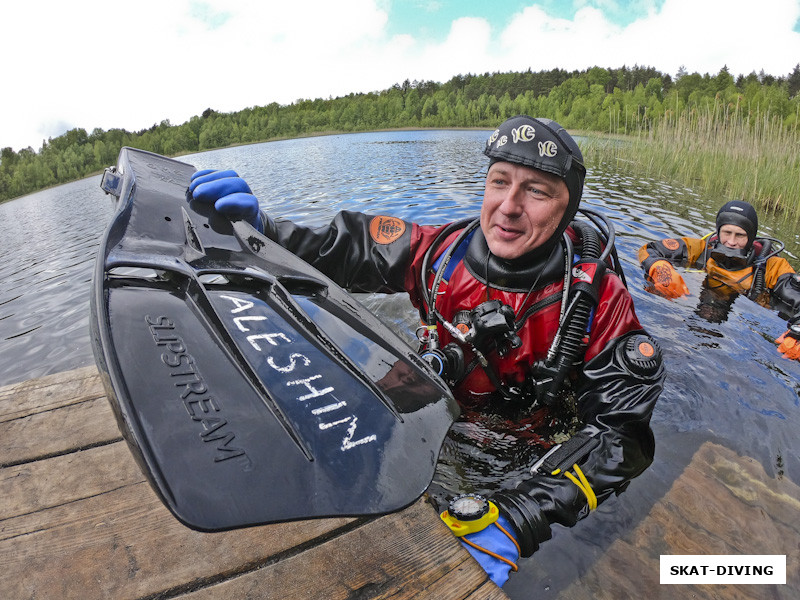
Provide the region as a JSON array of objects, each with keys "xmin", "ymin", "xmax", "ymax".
[{"xmin": 1, "ymin": 130, "xmax": 798, "ymax": 597}]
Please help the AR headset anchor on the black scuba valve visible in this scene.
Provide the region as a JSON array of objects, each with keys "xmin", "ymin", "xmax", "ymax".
[
  {"xmin": 420, "ymin": 343, "xmax": 466, "ymax": 384},
  {"xmin": 468, "ymin": 300, "xmax": 522, "ymax": 357}
]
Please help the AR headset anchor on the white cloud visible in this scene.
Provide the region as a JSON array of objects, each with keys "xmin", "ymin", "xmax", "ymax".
[
  {"xmin": 496, "ymin": 0, "xmax": 800, "ymax": 76},
  {"xmin": 415, "ymin": 17, "xmax": 496, "ymax": 81},
  {"xmin": 617, "ymin": 0, "xmax": 800, "ymax": 75},
  {"xmin": 499, "ymin": 6, "xmax": 624, "ymax": 71},
  {"xmin": 2, "ymin": 0, "xmax": 799, "ymax": 151}
]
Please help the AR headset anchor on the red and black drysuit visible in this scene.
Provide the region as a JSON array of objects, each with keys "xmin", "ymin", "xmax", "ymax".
[{"xmin": 261, "ymin": 210, "xmax": 665, "ymax": 557}]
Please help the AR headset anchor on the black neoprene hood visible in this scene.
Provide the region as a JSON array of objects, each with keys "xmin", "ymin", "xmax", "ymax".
[
  {"xmin": 716, "ymin": 200, "xmax": 758, "ymax": 249},
  {"xmin": 483, "ymin": 115, "xmax": 587, "ymax": 260}
]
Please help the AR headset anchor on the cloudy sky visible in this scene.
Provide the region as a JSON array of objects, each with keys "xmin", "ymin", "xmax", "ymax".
[{"xmin": 2, "ymin": 0, "xmax": 799, "ymax": 152}]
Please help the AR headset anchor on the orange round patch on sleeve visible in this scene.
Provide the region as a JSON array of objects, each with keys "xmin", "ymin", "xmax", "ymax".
[
  {"xmin": 638, "ymin": 342, "xmax": 655, "ymax": 357},
  {"xmin": 369, "ymin": 216, "xmax": 406, "ymax": 244},
  {"xmin": 662, "ymin": 238, "xmax": 680, "ymax": 250}
]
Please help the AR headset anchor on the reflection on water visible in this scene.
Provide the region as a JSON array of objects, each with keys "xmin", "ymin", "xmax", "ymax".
[
  {"xmin": 0, "ymin": 177, "xmax": 114, "ymax": 384},
  {"xmin": 428, "ymin": 399, "xmax": 581, "ymax": 512},
  {"xmin": 2, "ymin": 132, "xmax": 799, "ymax": 597}
]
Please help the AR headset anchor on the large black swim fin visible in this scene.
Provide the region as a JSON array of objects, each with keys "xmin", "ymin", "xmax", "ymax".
[{"xmin": 91, "ymin": 147, "xmax": 458, "ymax": 531}]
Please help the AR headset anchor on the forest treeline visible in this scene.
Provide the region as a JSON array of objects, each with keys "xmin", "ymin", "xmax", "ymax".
[{"xmin": 2, "ymin": 64, "xmax": 800, "ymax": 202}]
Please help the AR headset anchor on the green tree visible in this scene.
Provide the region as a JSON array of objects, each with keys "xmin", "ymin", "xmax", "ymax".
[
  {"xmin": 788, "ymin": 64, "xmax": 800, "ymax": 98},
  {"xmin": 4, "ymin": 64, "xmax": 800, "ymax": 203}
]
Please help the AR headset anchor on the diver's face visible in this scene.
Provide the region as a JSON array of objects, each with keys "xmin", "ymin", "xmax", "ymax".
[
  {"xmin": 719, "ymin": 224, "xmax": 749, "ymax": 249},
  {"xmin": 480, "ymin": 162, "xmax": 570, "ymax": 260}
]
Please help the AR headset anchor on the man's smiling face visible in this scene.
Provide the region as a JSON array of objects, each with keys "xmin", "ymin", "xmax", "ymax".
[{"xmin": 480, "ymin": 161, "xmax": 570, "ymax": 260}]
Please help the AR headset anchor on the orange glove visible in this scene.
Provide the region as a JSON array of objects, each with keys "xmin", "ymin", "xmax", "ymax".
[
  {"xmin": 648, "ymin": 260, "xmax": 689, "ymax": 299},
  {"xmin": 775, "ymin": 328, "xmax": 800, "ymax": 361}
]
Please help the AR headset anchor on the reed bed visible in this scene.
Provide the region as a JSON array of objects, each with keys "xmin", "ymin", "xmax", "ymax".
[{"xmin": 584, "ymin": 100, "xmax": 800, "ymax": 220}]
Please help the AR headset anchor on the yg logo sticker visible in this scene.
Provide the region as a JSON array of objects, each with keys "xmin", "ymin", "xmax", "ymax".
[
  {"xmin": 539, "ymin": 140, "xmax": 558, "ymax": 157},
  {"xmin": 511, "ymin": 124, "xmax": 536, "ymax": 143}
]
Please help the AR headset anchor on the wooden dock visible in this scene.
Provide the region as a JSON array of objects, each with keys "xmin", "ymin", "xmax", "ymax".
[
  {"xmin": 3, "ymin": 366, "xmax": 798, "ymax": 599},
  {"xmin": 552, "ymin": 440, "xmax": 799, "ymax": 600},
  {"xmin": 0, "ymin": 366, "xmax": 507, "ymax": 600}
]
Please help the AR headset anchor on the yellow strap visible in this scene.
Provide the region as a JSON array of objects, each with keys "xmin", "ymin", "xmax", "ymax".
[
  {"xmin": 559, "ymin": 464, "xmax": 598, "ymax": 511},
  {"xmin": 574, "ymin": 464, "xmax": 597, "ymax": 510}
]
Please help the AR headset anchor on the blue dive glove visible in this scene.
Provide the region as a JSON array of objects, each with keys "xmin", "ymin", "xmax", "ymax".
[
  {"xmin": 441, "ymin": 496, "xmax": 520, "ymax": 587},
  {"xmin": 189, "ymin": 169, "xmax": 262, "ymax": 232}
]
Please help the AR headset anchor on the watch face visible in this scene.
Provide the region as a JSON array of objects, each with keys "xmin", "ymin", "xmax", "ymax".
[{"xmin": 450, "ymin": 494, "xmax": 488, "ymax": 520}]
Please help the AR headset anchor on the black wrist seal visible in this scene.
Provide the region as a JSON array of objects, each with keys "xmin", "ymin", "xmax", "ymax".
[{"xmin": 493, "ymin": 491, "xmax": 552, "ymax": 558}]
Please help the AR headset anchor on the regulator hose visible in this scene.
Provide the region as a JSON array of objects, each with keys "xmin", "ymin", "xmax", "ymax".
[
  {"xmin": 573, "ymin": 220, "xmax": 602, "ymax": 260},
  {"xmin": 419, "ymin": 217, "xmax": 477, "ymax": 324},
  {"xmin": 748, "ymin": 237, "xmax": 785, "ymax": 299},
  {"xmin": 543, "ymin": 299, "xmax": 594, "ymax": 405},
  {"xmin": 577, "ymin": 206, "xmax": 627, "ymax": 286},
  {"xmin": 541, "ymin": 220, "xmax": 605, "ymax": 406},
  {"xmin": 749, "ymin": 239, "xmax": 771, "ymax": 298}
]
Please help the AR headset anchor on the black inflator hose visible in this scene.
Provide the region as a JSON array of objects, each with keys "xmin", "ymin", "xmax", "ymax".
[
  {"xmin": 574, "ymin": 220, "xmax": 602, "ymax": 261},
  {"xmin": 543, "ymin": 221, "xmax": 602, "ymax": 405},
  {"xmin": 749, "ymin": 239, "xmax": 772, "ymax": 298}
]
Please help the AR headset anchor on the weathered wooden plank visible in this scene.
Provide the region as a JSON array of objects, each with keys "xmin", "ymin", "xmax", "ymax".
[
  {"xmin": 417, "ymin": 573, "xmax": 508, "ymax": 600},
  {"xmin": 0, "ymin": 395, "xmax": 121, "ymax": 466},
  {"xmin": 0, "ymin": 365, "xmax": 105, "ymax": 422},
  {"xmin": 464, "ymin": 582, "xmax": 510, "ymax": 600},
  {"xmin": 0, "ymin": 441, "xmax": 142, "ymax": 521},
  {"xmin": 0, "ymin": 364, "xmax": 119, "ymax": 467},
  {"xmin": 174, "ymin": 498, "xmax": 506, "ymax": 600},
  {"xmin": 0, "ymin": 475, "xmax": 355, "ymax": 599},
  {"xmin": 556, "ymin": 442, "xmax": 799, "ymax": 600},
  {"xmin": 0, "ymin": 480, "xmax": 502, "ymax": 600}
]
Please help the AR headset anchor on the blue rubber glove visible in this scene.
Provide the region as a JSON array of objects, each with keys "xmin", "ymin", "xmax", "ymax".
[
  {"xmin": 189, "ymin": 169, "xmax": 262, "ymax": 232},
  {"xmin": 461, "ymin": 514, "xmax": 520, "ymax": 587}
]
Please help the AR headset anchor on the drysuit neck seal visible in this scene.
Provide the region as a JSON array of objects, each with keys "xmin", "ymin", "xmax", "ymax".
[
  {"xmin": 708, "ymin": 239, "xmax": 753, "ymax": 270},
  {"xmin": 463, "ymin": 227, "xmax": 566, "ymax": 292}
]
